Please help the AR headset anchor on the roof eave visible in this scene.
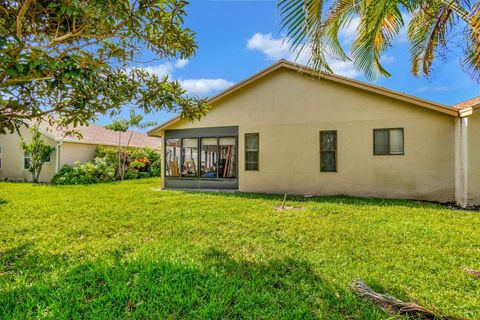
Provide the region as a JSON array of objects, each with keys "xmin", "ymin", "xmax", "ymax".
[{"xmin": 147, "ymin": 60, "xmax": 460, "ymax": 135}]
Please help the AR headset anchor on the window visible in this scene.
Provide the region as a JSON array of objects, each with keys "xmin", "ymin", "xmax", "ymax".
[
  {"xmin": 320, "ymin": 131, "xmax": 337, "ymax": 172},
  {"xmin": 181, "ymin": 138, "xmax": 198, "ymax": 177},
  {"xmin": 0, "ymin": 146, "xmax": 2, "ymax": 169},
  {"xmin": 245, "ymin": 133, "xmax": 259, "ymax": 171},
  {"xmin": 165, "ymin": 139, "xmax": 181, "ymax": 177},
  {"xmin": 374, "ymin": 128, "xmax": 404, "ymax": 155},
  {"xmin": 24, "ymin": 152, "xmax": 30, "ymax": 169}
]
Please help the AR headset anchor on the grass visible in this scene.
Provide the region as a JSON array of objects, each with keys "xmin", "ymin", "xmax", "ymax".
[{"xmin": 0, "ymin": 178, "xmax": 479, "ymax": 319}]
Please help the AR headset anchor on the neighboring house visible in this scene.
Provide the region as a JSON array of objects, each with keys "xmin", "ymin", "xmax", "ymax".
[
  {"xmin": 148, "ymin": 60, "xmax": 480, "ymax": 207},
  {"xmin": 0, "ymin": 123, "xmax": 161, "ymax": 183}
]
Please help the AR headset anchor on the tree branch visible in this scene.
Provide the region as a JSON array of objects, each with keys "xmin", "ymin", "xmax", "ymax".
[{"xmin": 16, "ymin": 0, "xmax": 34, "ymax": 37}]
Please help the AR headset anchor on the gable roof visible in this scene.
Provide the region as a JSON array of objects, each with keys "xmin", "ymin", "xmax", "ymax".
[
  {"xmin": 148, "ymin": 60, "xmax": 460, "ymax": 136},
  {"xmin": 39, "ymin": 123, "xmax": 161, "ymax": 148}
]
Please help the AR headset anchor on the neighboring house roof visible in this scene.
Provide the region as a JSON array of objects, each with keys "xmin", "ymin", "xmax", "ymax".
[
  {"xmin": 453, "ymin": 96, "xmax": 480, "ymax": 117},
  {"xmin": 38, "ymin": 123, "xmax": 161, "ymax": 148},
  {"xmin": 148, "ymin": 60, "xmax": 460, "ymax": 135},
  {"xmin": 453, "ymin": 96, "xmax": 480, "ymax": 109}
]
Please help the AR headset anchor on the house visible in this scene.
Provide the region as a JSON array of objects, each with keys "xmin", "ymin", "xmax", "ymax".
[
  {"xmin": 0, "ymin": 123, "xmax": 161, "ymax": 183},
  {"xmin": 148, "ymin": 60, "xmax": 480, "ymax": 208}
]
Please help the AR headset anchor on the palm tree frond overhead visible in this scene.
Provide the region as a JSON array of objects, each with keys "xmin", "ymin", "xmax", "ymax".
[{"xmin": 277, "ymin": 0, "xmax": 480, "ymax": 82}]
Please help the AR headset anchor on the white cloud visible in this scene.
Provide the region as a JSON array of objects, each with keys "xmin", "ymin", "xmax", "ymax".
[
  {"xmin": 247, "ymin": 32, "xmax": 360, "ymax": 78},
  {"xmin": 381, "ymin": 55, "xmax": 395, "ymax": 64},
  {"xmin": 415, "ymin": 86, "xmax": 450, "ymax": 93},
  {"xmin": 247, "ymin": 33, "xmax": 290, "ymax": 60},
  {"xmin": 175, "ymin": 58, "xmax": 189, "ymax": 69},
  {"xmin": 136, "ymin": 58, "xmax": 189, "ymax": 78},
  {"xmin": 397, "ymin": 12, "xmax": 412, "ymax": 43},
  {"xmin": 180, "ymin": 79, "xmax": 234, "ymax": 95},
  {"xmin": 141, "ymin": 63, "xmax": 175, "ymax": 78},
  {"xmin": 129, "ymin": 58, "xmax": 232, "ymax": 95},
  {"xmin": 339, "ymin": 17, "xmax": 360, "ymax": 44}
]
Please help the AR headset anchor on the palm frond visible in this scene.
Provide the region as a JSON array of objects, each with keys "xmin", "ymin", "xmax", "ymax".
[
  {"xmin": 408, "ymin": 3, "xmax": 454, "ymax": 77},
  {"xmin": 463, "ymin": 0, "xmax": 480, "ymax": 80},
  {"xmin": 350, "ymin": 0, "xmax": 405, "ymax": 80}
]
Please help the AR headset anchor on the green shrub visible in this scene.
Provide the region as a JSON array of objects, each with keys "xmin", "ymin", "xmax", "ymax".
[
  {"xmin": 52, "ymin": 158, "xmax": 116, "ymax": 185},
  {"xmin": 52, "ymin": 147, "xmax": 161, "ymax": 185},
  {"xmin": 124, "ymin": 168, "xmax": 139, "ymax": 180}
]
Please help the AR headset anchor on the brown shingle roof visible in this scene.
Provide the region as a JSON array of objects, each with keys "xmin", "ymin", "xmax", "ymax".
[
  {"xmin": 453, "ymin": 96, "xmax": 480, "ymax": 110},
  {"xmin": 39, "ymin": 123, "xmax": 161, "ymax": 148}
]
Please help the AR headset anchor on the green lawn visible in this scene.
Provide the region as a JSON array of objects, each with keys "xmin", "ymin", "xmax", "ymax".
[{"xmin": 0, "ymin": 179, "xmax": 479, "ymax": 319}]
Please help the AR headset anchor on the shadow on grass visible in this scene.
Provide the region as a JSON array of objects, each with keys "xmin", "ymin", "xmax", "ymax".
[
  {"xmin": 177, "ymin": 190, "xmax": 446, "ymax": 210},
  {"xmin": 0, "ymin": 245, "xmax": 387, "ymax": 319},
  {"xmin": 0, "ymin": 199, "xmax": 6, "ymax": 206}
]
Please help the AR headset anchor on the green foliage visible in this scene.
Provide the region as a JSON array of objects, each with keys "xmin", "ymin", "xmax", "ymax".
[
  {"xmin": 0, "ymin": 179, "xmax": 479, "ymax": 318},
  {"xmin": 106, "ymin": 110, "xmax": 158, "ymax": 180},
  {"xmin": 20, "ymin": 126, "xmax": 55, "ymax": 183},
  {"xmin": 278, "ymin": 0, "xmax": 480, "ymax": 81},
  {"xmin": 53, "ymin": 146, "xmax": 160, "ymax": 185},
  {"xmin": 0, "ymin": 0, "xmax": 210, "ymax": 134},
  {"xmin": 51, "ymin": 158, "xmax": 116, "ymax": 185}
]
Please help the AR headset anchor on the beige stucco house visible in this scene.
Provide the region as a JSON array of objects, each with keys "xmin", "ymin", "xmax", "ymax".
[
  {"xmin": 148, "ymin": 60, "xmax": 480, "ymax": 207},
  {"xmin": 0, "ymin": 123, "xmax": 161, "ymax": 183}
]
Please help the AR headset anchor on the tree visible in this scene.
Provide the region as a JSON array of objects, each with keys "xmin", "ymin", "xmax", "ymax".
[
  {"xmin": 0, "ymin": 0, "xmax": 209, "ymax": 134},
  {"xmin": 105, "ymin": 110, "xmax": 156, "ymax": 180},
  {"xmin": 278, "ymin": 0, "xmax": 480, "ymax": 81},
  {"xmin": 20, "ymin": 126, "xmax": 55, "ymax": 183}
]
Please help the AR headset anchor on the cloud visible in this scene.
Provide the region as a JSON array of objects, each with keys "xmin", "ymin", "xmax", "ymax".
[
  {"xmin": 175, "ymin": 58, "xmax": 189, "ymax": 69},
  {"xmin": 247, "ymin": 33, "xmax": 290, "ymax": 60},
  {"xmin": 381, "ymin": 55, "xmax": 395, "ymax": 64},
  {"xmin": 338, "ymin": 17, "xmax": 360, "ymax": 44},
  {"xmin": 130, "ymin": 59, "xmax": 232, "ymax": 95},
  {"xmin": 180, "ymin": 79, "xmax": 234, "ymax": 95},
  {"xmin": 415, "ymin": 86, "xmax": 450, "ymax": 93},
  {"xmin": 246, "ymin": 32, "xmax": 360, "ymax": 78},
  {"xmin": 139, "ymin": 59, "xmax": 189, "ymax": 78}
]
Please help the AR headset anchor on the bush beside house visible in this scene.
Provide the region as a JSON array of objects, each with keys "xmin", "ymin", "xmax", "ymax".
[{"xmin": 52, "ymin": 146, "xmax": 160, "ymax": 185}]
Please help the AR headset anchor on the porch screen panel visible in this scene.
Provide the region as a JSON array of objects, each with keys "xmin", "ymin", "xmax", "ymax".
[
  {"xmin": 219, "ymin": 137, "xmax": 236, "ymax": 178},
  {"xmin": 201, "ymin": 138, "xmax": 218, "ymax": 178},
  {"xmin": 182, "ymin": 138, "xmax": 198, "ymax": 177},
  {"xmin": 165, "ymin": 139, "xmax": 181, "ymax": 177}
]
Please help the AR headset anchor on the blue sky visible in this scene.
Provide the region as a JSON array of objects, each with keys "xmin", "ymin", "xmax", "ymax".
[{"xmin": 97, "ymin": 0, "xmax": 480, "ymax": 128}]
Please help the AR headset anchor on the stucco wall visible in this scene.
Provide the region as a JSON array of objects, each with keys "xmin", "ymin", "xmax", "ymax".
[
  {"xmin": 59, "ymin": 142, "xmax": 97, "ymax": 167},
  {"xmin": 159, "ymin": 68, "xmax": 456, "ymax": 202},
  {"xmin": 467, "ymin": 112, "xmax": 480, "ymax": 205},
  {"xmin": 0, "ymin": 127, "xmax": 57, "ymax": 183}
]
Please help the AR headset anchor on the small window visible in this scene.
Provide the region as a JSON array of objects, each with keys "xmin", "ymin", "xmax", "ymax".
[
  {"xmin": 245, "ymin": 133, "xmax": 259, "ymax": 171},
  {"xmin": 374, "ymin": 128, "xmax": 404, "ymax": 155},
  {"xmin": 320, "ymin": 131, "xmax": 337, "ymax": 172},
  {"xmin": 24, "ymin": 152, "xmax": 30, "ymax": 169}
]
